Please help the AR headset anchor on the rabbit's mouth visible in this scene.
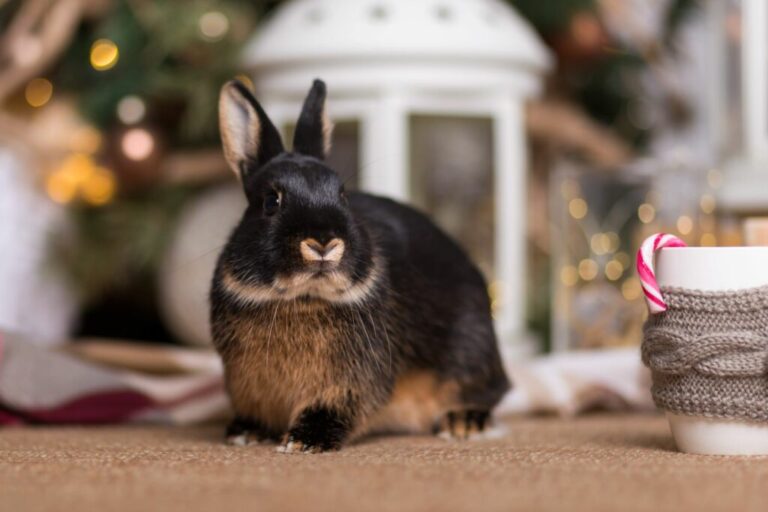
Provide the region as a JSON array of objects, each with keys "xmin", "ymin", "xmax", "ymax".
[{"xmin": 221, "ymin": 257, "xmax": 381, "ymax": 305}]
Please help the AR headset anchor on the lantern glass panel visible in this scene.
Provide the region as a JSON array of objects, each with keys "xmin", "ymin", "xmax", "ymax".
[{"xmin": 409, "ymin": 115, "xmax": 495, "ymax": 280}]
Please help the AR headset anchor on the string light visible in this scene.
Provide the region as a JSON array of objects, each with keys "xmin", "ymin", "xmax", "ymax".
[
  {"xmin": 90, "ymin": 39, "xmax": 119, "ymax": 71},
  {"xmin": 568, "ymin": 198, "xmax": 588, "ymax": 219},
  {"xmin": 24, "ymin": 78, "xmax": 53, "ymax": 107},
  {"xmin": 121, "ymin": 128, "xmax": 155, "ymax": 161},
  {"xmin": 199, "ymin": 11, "xmax": 230, "ymax": 41}
]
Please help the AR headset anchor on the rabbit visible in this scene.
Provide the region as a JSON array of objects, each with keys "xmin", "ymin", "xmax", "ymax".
[{"xmin": 209, "ymin": 78, "xmax": 510, "ymax": 453}]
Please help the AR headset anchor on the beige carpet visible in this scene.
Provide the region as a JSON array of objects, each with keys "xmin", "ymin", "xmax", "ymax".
[{"xmin": 2, "ymin": 414, "xmax": 768, "ymax": 512}]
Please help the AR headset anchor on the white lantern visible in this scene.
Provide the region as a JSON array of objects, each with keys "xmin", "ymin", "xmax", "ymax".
[
  {"xmin": 708, "ymin": 0, "xmax": 768, "ymax": 210},
  {"xmin": 243, "ymin": 0, "xmax": 550, "ymax": 353}
]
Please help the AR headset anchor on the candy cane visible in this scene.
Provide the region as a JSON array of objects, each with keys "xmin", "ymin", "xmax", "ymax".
[{"xmin": 636, "ymin": 233, "xmax": 687, "ymax": 314}]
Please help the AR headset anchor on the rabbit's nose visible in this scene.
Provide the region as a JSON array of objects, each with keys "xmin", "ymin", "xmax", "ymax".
[{"xmin": 300, "ymin": 238, "xmax": 345, "ymax": 264}]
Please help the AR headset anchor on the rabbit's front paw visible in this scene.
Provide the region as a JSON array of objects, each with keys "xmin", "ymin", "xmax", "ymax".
[
  {"xmin": 436, "ymin": 410, "xmax": 490, "ymax": 440},
  {"xmin": 276, "ymin": 436, "xmax": 327, "ymax": 454},
  {"xmin": 276, "ymin": 406, "xmax": 350, "ymax": 454},
  {"xmin": 225, "ymin": 416, "xmax": 278, "ymax": 446}
]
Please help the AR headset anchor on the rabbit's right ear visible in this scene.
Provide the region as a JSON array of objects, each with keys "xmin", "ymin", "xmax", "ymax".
[{"xmin": 219, "ymin": 80, "xmax": 284, "ymax": 179}]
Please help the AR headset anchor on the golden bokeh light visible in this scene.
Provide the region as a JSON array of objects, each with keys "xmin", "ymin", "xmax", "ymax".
[
  {"xmin": 605, "ymin": 260, "xmax": 624, "ymax": 281},
  {"xmin": 568, "ymin": 198, "xmax": 588, "ymax": 219},
  {"xmin": 45, "ymin": 153, "xmax": 116, "ymax": 206},
  {"xmin": 590, "ymin": 232, "xmax": 619, "ymax": 256},
  {"xmin": 90, "ymin": 39, "xmax": 119, "ymax": 71},
  {"xmin": 638, "ymin": 203, "xmax": 655, "ymax": 224},
  {"xmin": 81, "ymin": 167, "xmax": 116, "ymax": 206},
  {"xmin": 578, "ymin": 259, "xmax": 598, "ymax": 281},
  {"xmin": 676, "ymin": 215, "xmax": 693, "ymax": 235},
  {"xmin": 621, "ymin": 277, "xmax": 642, "ymax": 301},
  {"xmin": 46, "ymin": 171, "xmax": 78, "ymax": 204},
  {"xmin": 25, "ymin": 78, "xmax": 53, "ymax": 107},
  {"xmin": 560, "ymin": 265, "xmax": 579, "ymax": 287},
  {"xmin": 700, "ymin": 194, "xmax": 716, "ymax": 215}
]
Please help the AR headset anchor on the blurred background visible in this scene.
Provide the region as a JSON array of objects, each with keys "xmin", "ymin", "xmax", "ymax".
[{"xmin": 1, "ymin": 0, "xmax": 762, "ymax": 362}]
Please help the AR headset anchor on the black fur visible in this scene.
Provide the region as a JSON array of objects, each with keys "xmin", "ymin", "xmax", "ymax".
[
  {"xmin": 211, "ymin": 79, "xmax": 511, "ymax": 452},
  {"xmin": 292, "ymin": 79, "xmax": 329, "ymax": 159},
  {"xmin": 285, "ymin": 406, "xmax": 354, "ymax": 452}
]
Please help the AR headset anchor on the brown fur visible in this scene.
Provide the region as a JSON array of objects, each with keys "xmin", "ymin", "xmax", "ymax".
[
  {"xmin": 361, "ymin": 371, "xmax": 461, "ymax": 436},
  {"xmin": 222, "ymin": 301, "xmax": 347, "ymax": 432}
]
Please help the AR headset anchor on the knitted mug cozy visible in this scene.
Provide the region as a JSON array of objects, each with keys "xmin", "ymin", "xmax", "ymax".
[{"xmin": 642, "ymin": 285, "xmax": 768, "ymax": 422}]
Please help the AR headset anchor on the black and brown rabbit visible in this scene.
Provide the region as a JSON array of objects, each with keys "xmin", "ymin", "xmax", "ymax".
[{"xmin": 210, "ymin": 79, "xmax": 510, "ymax": 453}]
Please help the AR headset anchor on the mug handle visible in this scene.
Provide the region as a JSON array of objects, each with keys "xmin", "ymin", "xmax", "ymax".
[{"xmin": 636, "ymin": 233, "xmax": 687, "ymax": 314}]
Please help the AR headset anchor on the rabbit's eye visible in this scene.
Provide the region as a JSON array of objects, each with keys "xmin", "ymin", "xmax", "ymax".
[{"xmin": 263, "ymin": 190, "xmax": 281, "ymax": 216}]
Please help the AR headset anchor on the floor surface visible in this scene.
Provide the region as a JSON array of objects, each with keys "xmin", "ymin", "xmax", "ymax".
[{"xmin": 2, "ymin": 414, "xmax": 768, "ymax": 512}]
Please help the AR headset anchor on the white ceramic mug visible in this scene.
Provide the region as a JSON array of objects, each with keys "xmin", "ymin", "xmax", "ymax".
[{"xmin": 656, "ymin": 246, "xmax": 768, "ymax": 455}]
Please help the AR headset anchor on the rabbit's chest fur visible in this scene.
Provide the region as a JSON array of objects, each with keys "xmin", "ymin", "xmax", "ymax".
[{"xmin": 219, "ymin": 300, "xmax": 379, "ymax": 432}]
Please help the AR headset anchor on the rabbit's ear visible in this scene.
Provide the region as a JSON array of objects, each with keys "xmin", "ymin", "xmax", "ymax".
[
  {"xmin": 219, "ymin": 80, "xmax": 284, "ymax": 178},
  {"xmin": 293, "ymin": 79, "xmax": 334, "ymax": 159}
]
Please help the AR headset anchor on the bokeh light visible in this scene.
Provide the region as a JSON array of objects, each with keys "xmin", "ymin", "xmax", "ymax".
[
  {"xmin": 568, "ymin": 198, "xmax": 588, "ymax": 219},
  {"xmin": 560, "ymin": 265, "xmax": 579, "ymax": 287},
  {"xmin": 605, "ymin": 260, "xmax": 623, "ymax": 281},
  {"xmin": 621, "ymin": 277, "xmax": 642, "ymax": 301},
  {"xmin": 676, "ymin": 215, "xmax": 693, "ymax": 235},
  {"xmin": 81, "ymin": 167, "xmax": 117, "ymax": 206},
  {"xmin": 46, "ymin": 153, "xmax": 116, "ymax": 205},
  {"xmin": 637, "ymin": 203, "xmax": 655, "ymax": 224},
  {"xmin": 90, "ymin": 39, "xmax": 119, "ymax": 71},
  {"xmin": 578, "ymin": 259, "xmax": 598, "ymax": 281},
  {"xmin": 199, "ymin": 11, "xmax": 230, "ymax": 41},
  {"xmin": 121, "ymin": 128, "xmax": 155, "ymax": 161},
  {"xmin": 24, "ymin": 78, "xmax": 53, "ymax": 107},
  {"xmin": 117, "ymin": 96, "xmax": 146, "ymax": 124},
  {"xmin": 700, "ymin": 193, "xmax": 716, "ymax": 214}
]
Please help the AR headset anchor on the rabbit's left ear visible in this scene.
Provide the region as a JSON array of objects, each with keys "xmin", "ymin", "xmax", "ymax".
[{"xmin": 293, "ymin": 79, "xmax": 333, "ymax": 159}]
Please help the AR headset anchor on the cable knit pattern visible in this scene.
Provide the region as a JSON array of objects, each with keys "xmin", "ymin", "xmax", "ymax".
[{"xmin": 642, "ymin": 285, "xmax": 768, "ymax": 422}]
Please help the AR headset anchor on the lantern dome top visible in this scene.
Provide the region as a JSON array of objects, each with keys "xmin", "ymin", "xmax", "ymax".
[{"xmin": 244, "ymin": 0, "xmax": 551, "ymax": 75}]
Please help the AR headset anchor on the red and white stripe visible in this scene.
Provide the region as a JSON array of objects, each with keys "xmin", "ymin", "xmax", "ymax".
[{"xmin": 636, "ymin": 233, "xmax": 687, "ymax": 314}]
